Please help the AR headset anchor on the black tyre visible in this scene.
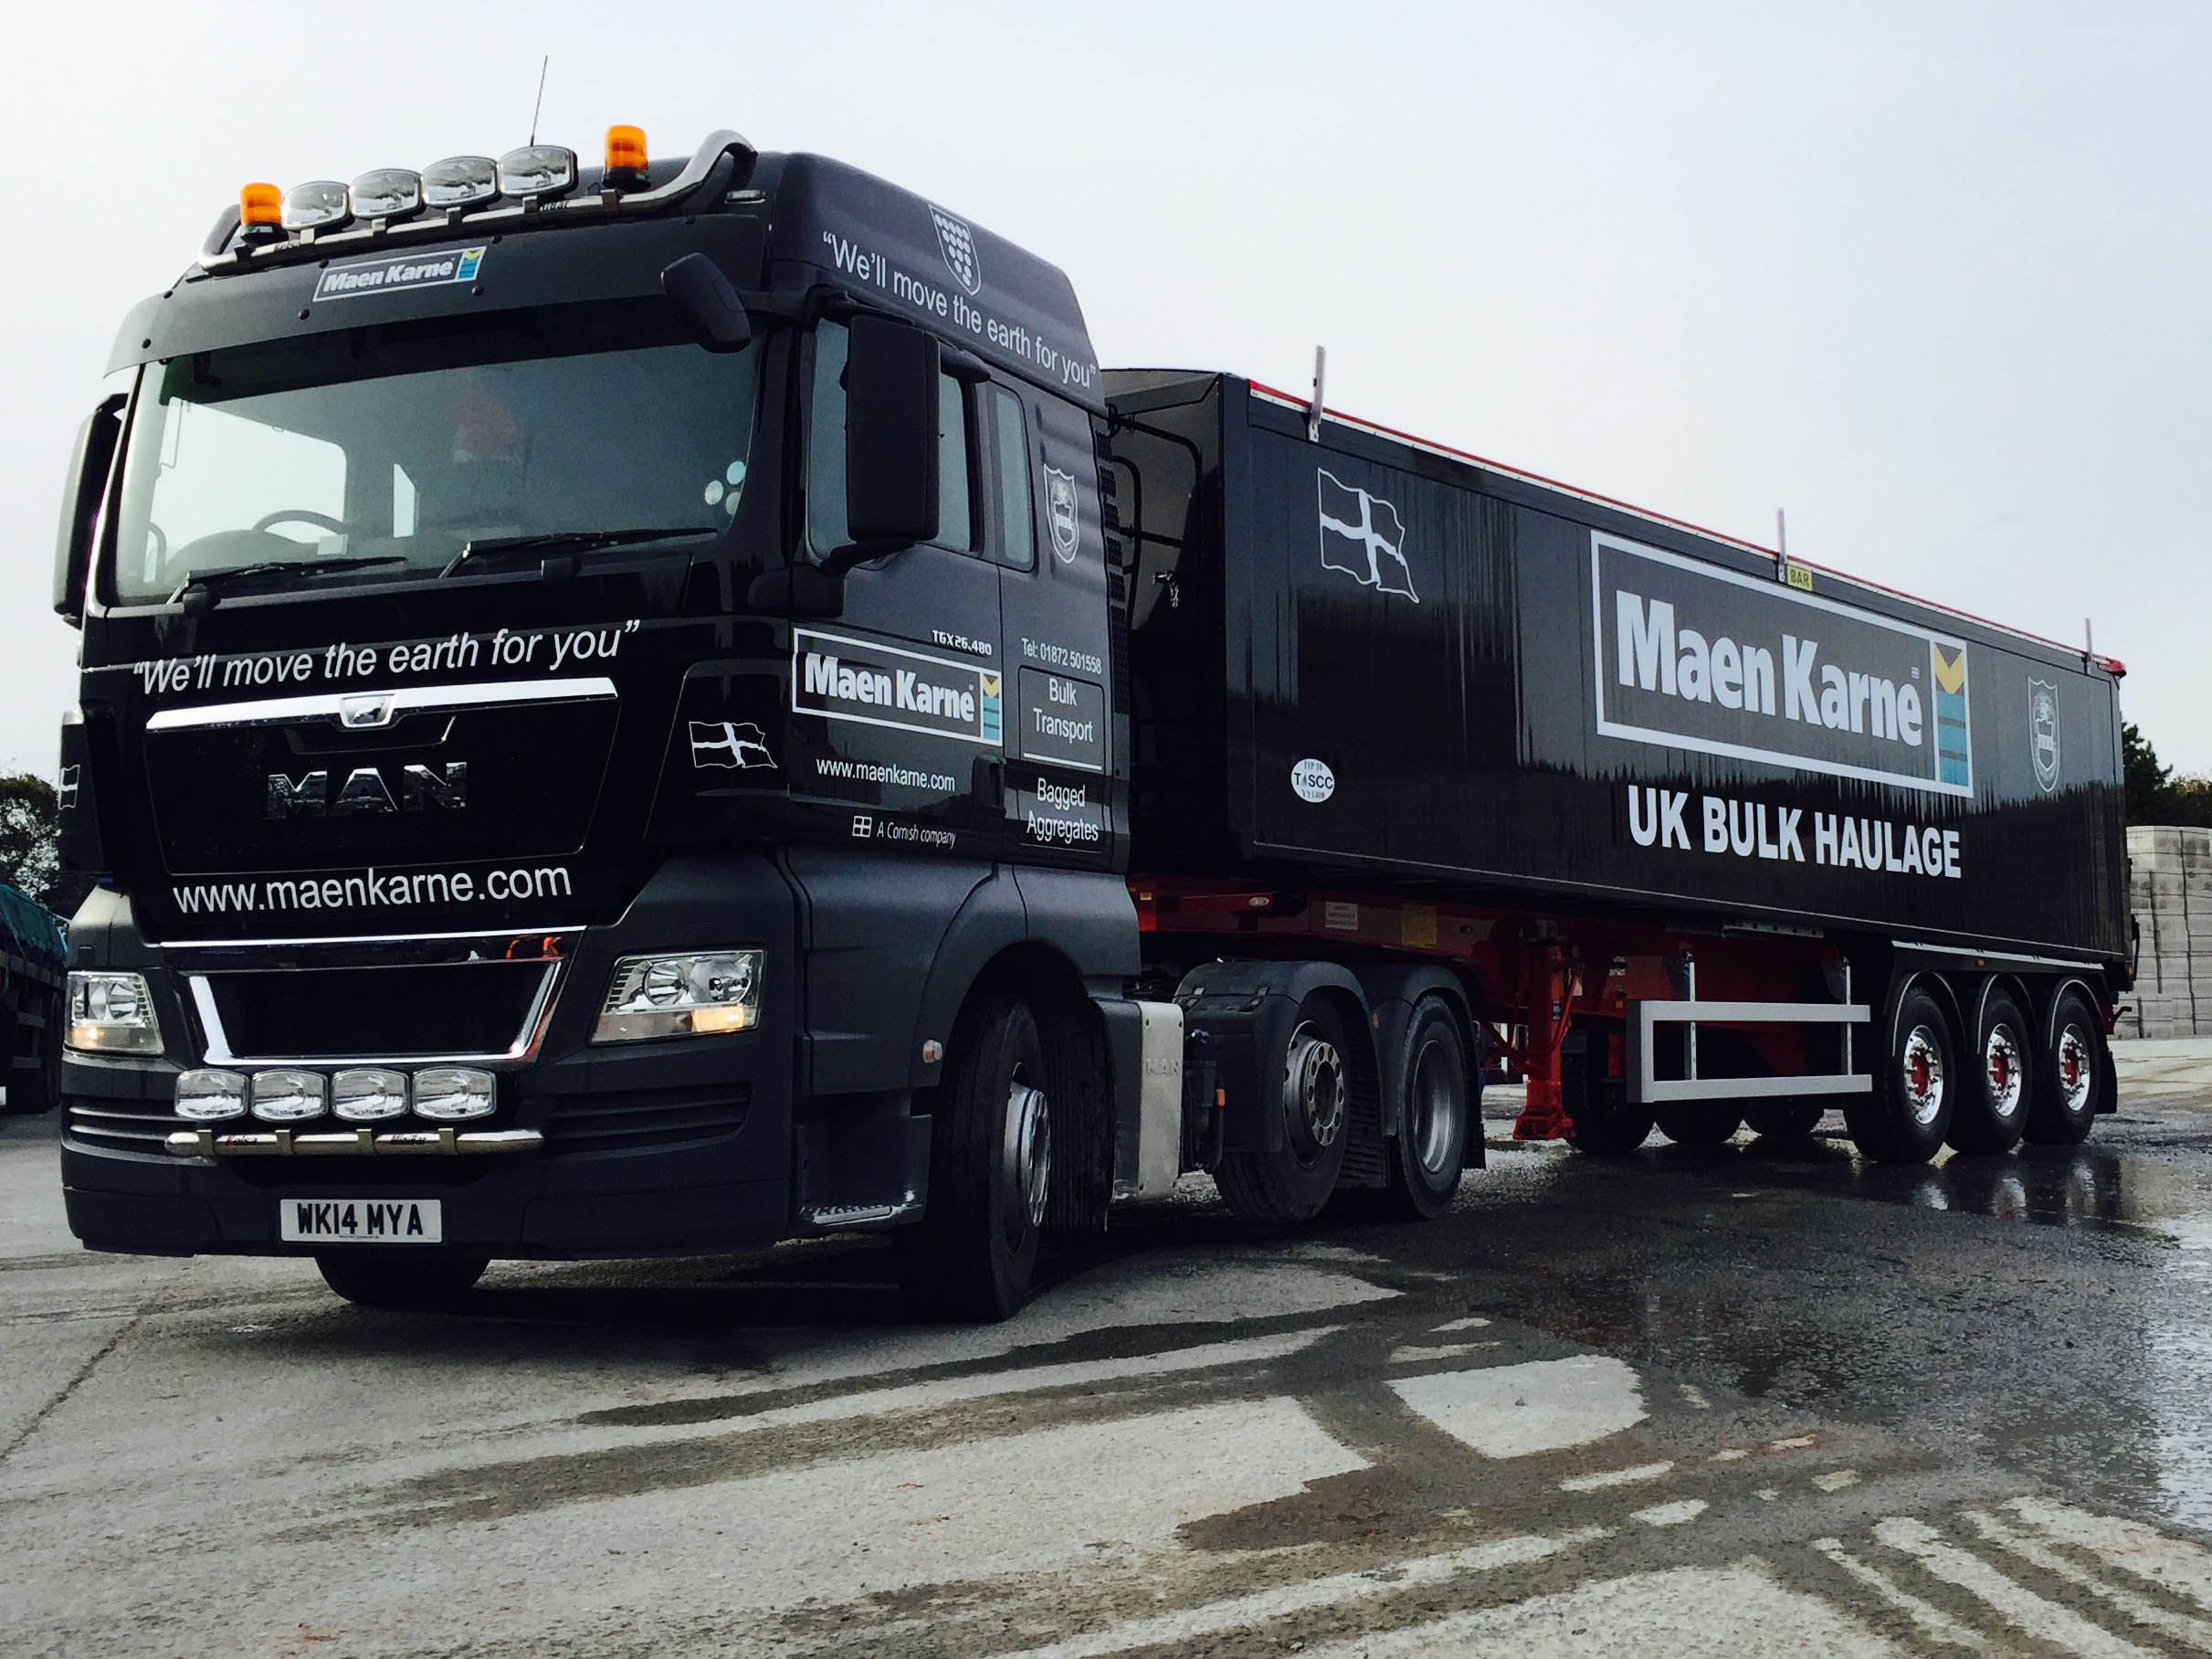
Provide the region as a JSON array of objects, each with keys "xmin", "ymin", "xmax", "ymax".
[
  {"xmin": 902, "ymin": 992, "xmax": 1052, "ymax": 1320},
  {"xmin": 1655, "ymin": 1104, "xmax": 1743, "ymax": 1147},
  {"xmin": 2024, "ymin": 988, "xmax": 2105, "ymax": 1147},
  {"xmin": 316, "ymin": 1250, "xmax": 489, "ymax": 1306},
  {"xmin": 5, "ymin": 990, "xmax": 61, "ymax": 1116},
  {"xmin": 1382, "ymin": 999, "xmax": 1469, "ymax": 1220},
  {"xmin": 1564, "ymin": 1029, "xmax": 1655, "ymax": 1156},
  {"xmin": 1845, "ymin": 982, "xmax": 1956, "ymax": 1164},
  {"xmin": 1744, "ymin": 1100, "xmax": 1827, "ymax": 1139},
  {"xmin": 1217, "ymin": 996, "xmax": 1354, "ymax": 1224},
  {"xmin": 1949, "ymin": 987, "xmax": 2032, "ymax": 1154}
]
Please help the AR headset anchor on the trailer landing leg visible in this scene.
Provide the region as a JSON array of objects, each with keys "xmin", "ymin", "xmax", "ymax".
[{"xmin": 1512, "ymin": 946, "xmax": 1581, "ymax": 1142}]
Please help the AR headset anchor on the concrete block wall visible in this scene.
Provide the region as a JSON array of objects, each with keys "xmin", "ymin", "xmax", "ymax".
[{"xmin": 2119, "ymin": 825, "xmax": 2212, "ymax": 1038}]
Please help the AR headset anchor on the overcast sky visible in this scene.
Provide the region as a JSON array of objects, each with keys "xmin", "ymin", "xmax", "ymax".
[{"xmin": 6, "ymin": 1, "xmax": 2207, "ymax": 777}]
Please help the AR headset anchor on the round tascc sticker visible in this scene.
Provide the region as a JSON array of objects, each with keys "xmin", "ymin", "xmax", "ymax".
[{"xmin": 1290, "ymin": 758, "xmax": 1336, "ymax": 804}]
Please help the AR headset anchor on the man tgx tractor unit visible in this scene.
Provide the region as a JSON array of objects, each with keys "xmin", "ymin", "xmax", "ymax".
[{"xmin": 48, "ymin": 127, "xmax": 2129, "ymax": 1316}]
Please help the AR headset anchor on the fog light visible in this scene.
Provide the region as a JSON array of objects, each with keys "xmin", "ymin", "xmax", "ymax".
[
  {"xmin": 422, "ymin": 154, "xmax": 499, "ymax": 209},
  {"xmin": 175, "ymin": 1069, "xmax": 248, "ymax": 1122},
  {"xmin": 593, "ymin": 950, "xmax": 764, "ymax": 1043},
  {"xmin": 496, "ymin": 144, "xmax": 576, "ymax": 199},
  {"xmin": 350, "ymin": 168, "xmax": 422, "ymax": 220},
  {"xmin": 250, "ymin": 1069, "xmax": 327, "ymax": 1123},
  {"xmin": 280, "ymin": 180, "xmax": 352, "ymax": 233},
  {"xmin": 66, "ymin": 971, "xmax": 163, "ymax": 1054},
  {"xmin": 332, "ymin": 1068, "xmax": 409, "ymax": 1123},
  {"xmin": 413, "ymin": 1067, "xmax": 495, "ymax": 1121}
]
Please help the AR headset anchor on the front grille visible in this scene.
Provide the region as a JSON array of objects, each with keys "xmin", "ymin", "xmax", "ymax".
[
  {"xmin": 197, "ymin": 961, "xmax": 554, "ymax": 1060},
  {"xmin": 545, "ymin": 1083, "xmax": 752, "ymax": 1154},
  {"xmin": 64, "ymin": 1096, "xmax": 176, "ymax": 1157}
]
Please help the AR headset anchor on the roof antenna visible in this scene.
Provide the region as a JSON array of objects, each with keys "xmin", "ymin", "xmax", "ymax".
[
  {"xmin": 2084, "ymin": 616, "xmax": 2095, "ymax": 671},
  {"xmin": 1306, "ymin": 345, "xmax": 1327, "ymax": 443},
  {"xmin": 528, "ymin": 55, "xmax": 550, "ymax": 146},
  {"xmin": 1775, "ymin": 508, "xmax": 1789, "ymax": 582}
]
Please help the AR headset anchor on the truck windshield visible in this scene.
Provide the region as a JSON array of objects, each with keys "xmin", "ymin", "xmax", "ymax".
[{"xmin": 108, "ymin": 301, "xmax": 757, "ymax": 603}]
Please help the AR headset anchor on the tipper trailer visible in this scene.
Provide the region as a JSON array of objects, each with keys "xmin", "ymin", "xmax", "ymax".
[{"xmin": 48, "ymin": 127, "xmax": 2130, "ymax": 1316}]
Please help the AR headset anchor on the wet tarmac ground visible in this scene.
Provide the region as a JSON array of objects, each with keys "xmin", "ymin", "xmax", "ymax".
[{"xmin": 9, "ymin": 1046, "xmax": 2212, "ymax": 1654}]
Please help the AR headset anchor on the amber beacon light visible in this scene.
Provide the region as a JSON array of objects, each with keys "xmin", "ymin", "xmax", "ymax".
[
  {"xmin": 238, "ymin": 182, "xmax": 282, "ymax": 238},
  {"xmin": 604, "ymin": 124, "xmax": 649, "ymax": 190}
]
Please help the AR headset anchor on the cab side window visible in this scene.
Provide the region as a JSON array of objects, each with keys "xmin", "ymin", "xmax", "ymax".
[{"xmin": 807, "ymin": 320, "xmax": 975, "ymax": 557}]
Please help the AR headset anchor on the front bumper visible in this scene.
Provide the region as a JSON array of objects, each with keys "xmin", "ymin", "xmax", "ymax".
[{"xmin": 58, "ymin": 853, "xmax": 799, "ymax": 1259}]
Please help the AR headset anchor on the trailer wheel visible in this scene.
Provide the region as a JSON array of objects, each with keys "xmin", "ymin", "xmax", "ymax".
[
  {"xmin": 2024, "ymin": 988, "xmax": 2104, "ymax": 1147},
  {"xmin": 1382, "ymin": 998, "xmax": 1469, "ymax": 1220},
  {"xmin": 902, "ymin": 992, "xmax": 1052, "ymax": 1320},
  {"xmin": 1656, "ymin": 1104, "xmax": 1743, "ymax": 1147},
  {"xmin": 316, "ymin": 1251, "xmax": 489, "ymax": 1307},
  {"xmin": 1744, "ymin": 1101, "xmax": 1827, "ymax": 1139},
  {"xmin": 1845, "ymin": 983, "xmax": 1956, "ymax": 1164},
  {"xmin": 1217, "ymin": 996, "xmax": 1353, "ymax": 1224},
  {"xmin": 1949, "ymin": 988, "xmax": 2032, "ymax": 1154},
  {"xmin": 1563, "ymin": 1032, "xmax": 1654, "ymax": 1156},
  {"xmin": 5, "ymin": 989, "xmax": 61, "ymax": 1116}
]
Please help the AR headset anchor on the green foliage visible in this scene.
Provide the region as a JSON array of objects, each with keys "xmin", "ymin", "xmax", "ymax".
[
  {"xmin": 0, "ymin": 773, "xmax": 90, "ymax": 918},
  {"xmin": 2122, "ymin": 723, "xmax": 2212, "ymax": 827}
]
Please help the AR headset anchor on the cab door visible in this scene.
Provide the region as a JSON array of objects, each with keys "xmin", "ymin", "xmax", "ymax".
[{"xmin": 786, "ymin": 318, "xmax": 1006, "ymax": 860}]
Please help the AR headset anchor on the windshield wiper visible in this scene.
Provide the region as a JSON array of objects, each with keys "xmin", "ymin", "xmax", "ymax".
[
  {"xmin": 440, "ymin": 527, "xmax": 715, "ymax": 578},
  {"xmin": 172, "ymin": 555, "xmax": 412, "ymax": 607}
]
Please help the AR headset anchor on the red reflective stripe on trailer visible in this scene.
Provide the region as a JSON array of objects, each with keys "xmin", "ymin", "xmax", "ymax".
[{"xmin": 1246, "ymin": 380, "xmax": 2125, "ymax": 678}]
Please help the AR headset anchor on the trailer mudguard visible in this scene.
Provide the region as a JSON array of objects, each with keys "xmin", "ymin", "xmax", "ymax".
[
  {"xmin": 1174, "ymin": 959, "xmax": 1374, "ymax": 1156},
  {"xmin": 1347, "ymin": 963, "xmax": 1487, "ymax": 1168}
]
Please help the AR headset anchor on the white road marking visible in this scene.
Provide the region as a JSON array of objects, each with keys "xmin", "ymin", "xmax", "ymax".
[
  {"xmin": 1560, "ymin": 1460, "xmax": 1675, "ymax": 1492},
  {"xmin": 993, "ymin": 1524, "xmax": 1611, "ymax": 1659},
  {"xmin": 1811, "ymin": 1537, "xmax": 1991, "ymax": 1651},
  {"xmin": 1633, "ymin": 1498, "xmax": 1709, "ymax": 1527},
  {"xmin": 1815, "ymin": 1470, "xmax": 1862, "ymax": 1492},
  {"xmin": 1773, "ymin": 1434, "xmax": 1820, "ymax": 1450},
  {"xmin": 1297, "ymin": 1562, "xmax": 1904, "ymax": 1657},
  {"xmin": 1431, "ymin": 1316, "xmax": 1491, "ymax": 1332},
  {"xmin": 1389, "ymin": 1355, "xmax": 1646, "ymax": 1459},
  {"xmin": 1712, "ymin": 1448, "xmax": 1752, "ymax": 1462},
  {"xmin": 1871, "ymin": 1516, "xmax": 2157, "ymax": 1658},
  {"xmin": 1964, "ymin": 1508, "xmax": 2212, "ymax": 1647},
  {"xmin": 2006, "ymin": 1496, "xmax": 2212, "ymax": 1611}
]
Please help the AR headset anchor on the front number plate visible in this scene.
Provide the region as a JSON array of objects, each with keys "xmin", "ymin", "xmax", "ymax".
[{"xmin": 279, "ymin": 1198, "xmax": 443, "ymax": 1245}]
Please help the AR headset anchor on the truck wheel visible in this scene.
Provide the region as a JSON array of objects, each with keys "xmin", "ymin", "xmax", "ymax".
[
  {"xmin": 2024, "ymin": 989, "xmax": 2105, "ymax": 1146},
  {"xmin": 316, "ymin": 1251, "xmax": 489, "ymax": 1306},
  {"xmin": 1744, "ymin": 1101, "xmax": 1827, "ymax": 1139},
  {"xmin": 1655, "ymin": 1104, "xmax": 1743, "ymax": 1147},
  {"xmin": 902, "ymin": 993, "xmax": 1052, "ymax": 1320},
  {"xmin": 1846, "ymin": 983, "xmax": 1956, "ymax": 1164},
  {"xmin": 1949, "ymin": 988, "xmax": 2032, "ymax": 1154},
  {"xmin": 1217, "ymin": 997, "xmax": 1353, "ymax": 1224},
  {"xmin": 5, "ymin": 990, "xmax": 61, "ymax": 1116},
  {"xmin": 1383, "ymin": 998, "xmax": 1469, "ymax": 1220}
]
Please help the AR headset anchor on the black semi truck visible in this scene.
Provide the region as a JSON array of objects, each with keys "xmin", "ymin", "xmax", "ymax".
[{"xmin": 48, "ymin": 127, "xmax": 2130, "ymax": 1316}]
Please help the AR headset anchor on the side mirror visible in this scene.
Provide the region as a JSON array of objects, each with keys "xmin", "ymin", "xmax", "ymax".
[
  {"xmin": 661, "ymin": 253, "xmax": 753, "ymax": 354},
  {"xmin": 54, "ymin": 395, "xmax": 126, "ymax": 624},
  {"xmin": 843, "ymin": 312, "xmax": 940, "ymax": 549}
]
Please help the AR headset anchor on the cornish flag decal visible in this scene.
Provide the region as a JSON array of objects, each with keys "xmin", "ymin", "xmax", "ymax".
[
  {"xmin": 929, "ymin": 204, "xmax": 982, "ymax": 296},
  {"xmin": 689, "ymin": 721, "xmax": 777, "ymax": 770},
  {"xmin": 1316, "ymin": 470, "xmax": 1417, "ymax": 602}
]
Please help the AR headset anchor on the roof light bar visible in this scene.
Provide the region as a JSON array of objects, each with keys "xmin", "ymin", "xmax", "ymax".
[
  {"xmin": 422, "ymin": 154, "xmax": 499, "ymax": 210},
  {"xmin": 350, "ymin": 168, "xmax": 423, "ymax": 222},
  {"xmin": 279, "ymin": 180, "xmax": 352, "ymax": 235},
  {"xmin": 496, "ymin": 144, "xmax": 577, "ymax": 200}
]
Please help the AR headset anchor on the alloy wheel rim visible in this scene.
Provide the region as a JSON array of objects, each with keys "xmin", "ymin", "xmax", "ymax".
[
  {"xmin": 1283, "ymin": 1022, "xmax": 1347, "ymax": 1162},
  {"xmin": 1004, "ymin": 1078, "xmax": 1051, "ymax": 1236},
  {"xmin": 1901, "ymin": 1024, "xmax": 1945, "ymax": 1126},
  {"xmin": 2057, "ymin": 1024, "xmax": 2093, "ymax": 1114},
  {"xmin": 1409, "ymin": 1038, "xmax": 1460, "ymax": 1178},
  {"xmin": 1984, "ymin": 1023, "xmax": 2025, "ymax": 1121}
]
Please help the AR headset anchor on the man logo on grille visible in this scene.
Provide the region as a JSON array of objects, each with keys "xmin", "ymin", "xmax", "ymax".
[
  {"xmin": 689, "ymin": 721, "xmax": 777, "ymax": 771},
  {"xmin": 1317, "ymin": 469, "xmax": 1417, "ymax": 602},
  {"xmin": 1044, "ymin": 467, "xmax": 1080, "ymax": 563},
  {"xmin": 929, "ymin": 204, "xmax": 982, "ymax": 296}
]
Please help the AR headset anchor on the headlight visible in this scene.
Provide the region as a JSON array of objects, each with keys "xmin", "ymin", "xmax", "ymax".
[
  {"xmin": 594, "ymin": 950, "xmax": 764, "ymax": 1043},
  {"xmin": 66, "ymin": 972, "xmax": 163, "ymax": 1054}
]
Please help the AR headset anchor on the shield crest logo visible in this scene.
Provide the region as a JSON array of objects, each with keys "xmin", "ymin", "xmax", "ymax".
[
  {"xmin": 1044, "ymin": 466, "xmax": 1080, "ymax": 563},
  {"xmin": 928, "ymin": 204, "xmax": 982, "ymax": 296},
  {"xmin": 2028, "ymin": 678, "xmax": 2060, "ymax": 794}
]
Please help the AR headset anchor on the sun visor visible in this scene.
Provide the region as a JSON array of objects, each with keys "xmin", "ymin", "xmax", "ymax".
[{"xmin": 107, "ymin": 215, "xmax": 766, "ymax": 375}]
